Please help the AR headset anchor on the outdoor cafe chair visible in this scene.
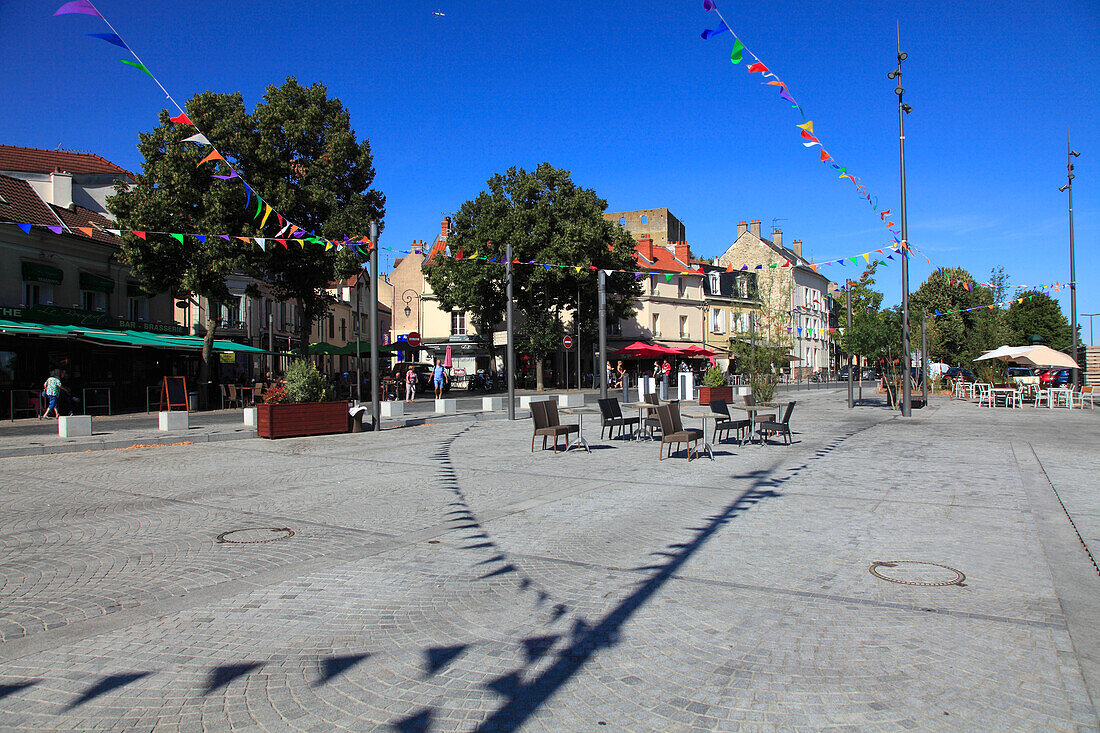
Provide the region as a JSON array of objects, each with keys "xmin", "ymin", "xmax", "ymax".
[
  {"xmin": 643, "ymin": 392, "xmax": 662, "ymax": 437},
  {"xmin": 530, "ymin": 400, "xmax": 578, "ymax": 453},
  {"xmin": 744, "ymin": 393, "xmax": 775, "ymax": 424},
  {"xmin": 655, "ymin": 403, "xmax": 702, "ymax": 461},
  {"xmin": 708, "ymin": 399, "xmax": 750, "ymax": 444},
  {"xmin": 1033, "ymin": 387, "xmax": 1051, "ymax": 408},
  {"xmin": 757, "ymin": 401, "xmax": 796, "ymax": 446},
  {"xmin": 976, "ymin": 383, "xmax": 993, "ymax": 408},
  {"xmin": 597, "ymin": 397, "xmax": 639, "ymax": 440},
  {"xmin": 1005, "ymin": 387, "xmax": 1023, "ymax": 409}
]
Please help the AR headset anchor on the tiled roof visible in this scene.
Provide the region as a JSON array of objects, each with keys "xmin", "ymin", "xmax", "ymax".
[
  {"xmin": 633, "ymin": 244, "xmax": 702, "ymax": 274},
  {"xmin": 0, "ymin": 144, "xmax": 134, "ymax": 179},
  {"xmin": 0, "ymin": 173, "xmax": 117, "ymax": 246}
]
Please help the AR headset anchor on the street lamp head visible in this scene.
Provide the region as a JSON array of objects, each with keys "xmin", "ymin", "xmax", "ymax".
[
  {"xmin": 404, "ymin": 304, "xmax": 411, "ymax": 317},
  {"xmin": 1059, "ymin": 184, "xmax": 1070, "ymax": 192},
  {"xmin": 1070, "ymin": 150, "xmax": 1081, "ymax": 157},
  {"xmin": 902, "ymin": 103, "xmax": 913, "ymax": 114},
  {"xmin": 897, "ymin": 51, "xmax": 907, "ymax": 62},
  {"xmin": 887, "ymin": 70, "xmax": 898, "ymax": 79}
]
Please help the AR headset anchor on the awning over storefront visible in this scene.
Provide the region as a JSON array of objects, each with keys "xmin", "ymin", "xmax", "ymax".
[{"xmin": 0, "ymin": 319, "xmax": 264, "ymax": 353}]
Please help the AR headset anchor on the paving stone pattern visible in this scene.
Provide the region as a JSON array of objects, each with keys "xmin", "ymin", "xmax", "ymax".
[{"xmin": 0, "ymin": 390, "xmax": 1097, "ymax": 731}]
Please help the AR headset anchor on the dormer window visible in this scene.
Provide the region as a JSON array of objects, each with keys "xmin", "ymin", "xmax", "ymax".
[{"xmin": 708, "ymin": 273, "xmax": 720, "ymax": 293}]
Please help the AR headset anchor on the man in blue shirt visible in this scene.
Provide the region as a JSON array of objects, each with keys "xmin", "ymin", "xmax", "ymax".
[{"xmin": 432, "ymin": 359, "xmax": 447, "ymax": 399}]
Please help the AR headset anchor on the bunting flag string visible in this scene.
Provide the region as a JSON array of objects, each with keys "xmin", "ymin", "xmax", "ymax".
[
  {"xmin": 700, "ymin": 1, "xmax": 902, "ymax": 251},
  {"xmin": 53, "ymin": 1, "xmax": 368, "ymax": 246}
]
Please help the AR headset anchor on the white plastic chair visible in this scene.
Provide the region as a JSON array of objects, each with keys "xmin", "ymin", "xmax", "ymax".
[
  {"xmin": 1034, "ymin": 388, "xmax": 1050, "ymax": 408},
  {"xmin": 1005, "ymin": 387, "xmax": 1023, "ymax": 409},
  {"xmin": 976, "ymin": 383, "xmax": 993, "ymax": 408}
]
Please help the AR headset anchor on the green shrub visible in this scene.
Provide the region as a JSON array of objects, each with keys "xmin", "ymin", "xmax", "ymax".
[
  {"xmin": 284, "ymin": 359, "xmax": 329, "ymax": 403},
  {"xmin": 703, "ymin": 366, "xmax": 726, "ymax": 388}
]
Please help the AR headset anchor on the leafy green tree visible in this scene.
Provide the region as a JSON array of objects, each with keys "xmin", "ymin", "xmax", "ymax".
[
  {"xmin": 909, "ymin": 267, "xmax": 1000, "ymax": 365},
  {"xmin": 109, "ymin": 78, "xmax": 384, "ymax": 391},
  {"xmin": 425, "ymin": 163, "xmax": 642, "ymax": 390},
  {"xmin": 1005, "ymin": 290, "xmax": 1073, "ymax": 352}
]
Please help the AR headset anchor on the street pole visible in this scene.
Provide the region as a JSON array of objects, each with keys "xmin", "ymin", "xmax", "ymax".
[
  {"xmin": 506, "ymin": 241, "xmax": 516, "ymax": 420},
  {"xmin": 268, "ymin": 311, "xmax": 274, "ymax": 376},
  {"xmin": 598, "ymin": 269, "xmax": 607, "ymax": 400},
  {"xmin": 890, "ymin": 24, "xmax": 913, "ymax": 417},
  {"xmin": 1083, "ymin": 313, "xmax": 1099, "ymax": 346},
  {"xmin": 355, "ymin": 272, "xmax": 362, "ymax": 404},
  {"xmin": 1060, "ymin": 133, "xmax": 1081, "ymax": 387},
  {"xmin": 369, "ymin": 221, "xmax": 380, "ymax": 431},
  {"xmin": 921, "ymin": 311, "xmax": 929, "ymax": 402},
  {"xmin": 576, "ymin": 287, "xmax": 582, "ymax": 392},
  {"xmin": 846, "ymin": 282, "xmax": 853, "ymax": 408}
]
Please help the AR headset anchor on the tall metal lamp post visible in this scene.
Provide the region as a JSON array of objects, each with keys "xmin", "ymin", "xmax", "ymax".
[
  {"xmin": 1083, "ymin": 313, "xmax": 1099, "ymax": 347},
  {"xmin": 888, "ymin": 26, "xmax": 914, "ymax": 416},
  {"xmin": 1059, "ymin": 135, "xmax": 1081, "ymax": 387},
  {"xmin": 402, "ymin": 289, "xmax": 421, "ymax": 361}
]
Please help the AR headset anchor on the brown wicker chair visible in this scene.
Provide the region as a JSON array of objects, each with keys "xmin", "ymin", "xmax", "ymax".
[
  {"xmin": 757, "ymin": 401, "xmax": 796, "ymax": 445},
  {"xmin": 655, "ymin": 403, "xmax": 702, "ymax": 461},
  {"xmin": 530, "ymin": 400, "xmax": 579, "ymax": 453},
  {"xmin": 598, "ymin": 398, "xmax": 639, "ymax": 440},
  {"xmin": 709, "ymin": 399, "xmax": 750, "ymax": 443}
]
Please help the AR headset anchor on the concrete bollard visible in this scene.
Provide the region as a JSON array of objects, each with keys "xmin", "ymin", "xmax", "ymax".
[
  {"xmin": 58, "ymin": 415, "xmax": 92, "ymax": 438},
  {"xmin": 242, "ymin": 407, "xmax": 257, "ymax": 427},
  {"xmin": 159, "ymin": 411, "xmax": 188, "ymax": 431},
  {"xmin": 556, "ymin": 393, "xmax": 585, "ymax": 407},
  {"xmin": 481, "ymin": 396, "xmax": 504, "ymax": 411},
  {"xmin": 380, "ymin": 401, "xmax": 404, "ymax": 418},
  {"xmin": 519, "ymin": 395, "xmax": 551, "ymax": 409},
  {"xmin": 434, "ymin": 399, "xmax": 457, "ymax": 414}
]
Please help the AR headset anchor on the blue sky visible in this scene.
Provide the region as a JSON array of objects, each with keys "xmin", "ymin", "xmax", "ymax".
[{"xmin": 3, "ymin": 0, "xmax": 1098, "ymax": 338}]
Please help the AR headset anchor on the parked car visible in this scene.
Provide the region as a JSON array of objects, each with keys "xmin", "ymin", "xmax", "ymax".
[
  {"xmin": 944, "ymin": 367, "xmax": 975, "ymax": 381},
  {"xmin": 1038, "ymin": 368, "xmax": 1071, "ymax": 387},
  {"xmin": 1004, "ymin": 366, "xmax": 1036, "ymax": 381},
  {"xmin": 862, "ymin": 369, "xmax": 879, "ymax": 380},
  {"xmin": 389, "ymin": 362, "xmax": 449, "ymax": 395}
]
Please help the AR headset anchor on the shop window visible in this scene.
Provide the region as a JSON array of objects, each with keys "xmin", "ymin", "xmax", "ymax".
[
  {"xmin": 81, "ymin": 290, "xmax": 107, "ymax": 312},
  {"xmin": 22, "ymin": 282, "xmax": 53, "ymax": 306}
]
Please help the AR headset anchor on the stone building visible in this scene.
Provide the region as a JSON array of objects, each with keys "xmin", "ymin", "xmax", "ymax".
[{"xmin": 603, "ymin": 208, "xmax": 685, "ymax": 250}]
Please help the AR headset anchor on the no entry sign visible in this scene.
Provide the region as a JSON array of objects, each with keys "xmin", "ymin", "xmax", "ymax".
[
  {"xmin": 563, "ymin": 335, "xmax": 573, "ymax": 349},
  {"xmin": 406, "ymin": 332, "xmax": 421, "ymax": 347}
]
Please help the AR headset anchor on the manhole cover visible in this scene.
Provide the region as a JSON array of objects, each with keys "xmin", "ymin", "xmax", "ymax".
[
  {"xmin": 869, "ymin": 561, "xmax": 966, "ymax": 587},
  {"xmin": 217, "ymin": 527, "xmax": 295, "ymax": 544}
]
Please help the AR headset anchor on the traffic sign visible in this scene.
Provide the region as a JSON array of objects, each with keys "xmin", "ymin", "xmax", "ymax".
[
  {"xmin": 407, "ymin": 332, "xmax": 421, "ymax": 347},
  {"xmin": 563, "ymin": 335, "xmax": 573, "ymax": 349}
]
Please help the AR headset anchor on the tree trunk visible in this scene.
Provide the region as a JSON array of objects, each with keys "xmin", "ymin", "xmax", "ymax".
[
  {"xmin": 296, "ymin": 298, "xmax": 311, "ymax": 358},
  {"xmin": 199, "ymin": 298, "xmax": 219, "ymax": 411},
  {"xmin": 535, "ymin": 358, "xmax": 544, "ymax": 391}
]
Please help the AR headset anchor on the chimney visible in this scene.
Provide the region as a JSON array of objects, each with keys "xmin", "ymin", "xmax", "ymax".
[
  {"xmin": 441, "ymin": 217, "xmax": 451, "ymax": 240},
  {"xmin": 793, "ymin": 239, "xmax": 803, "ymax": 259},
  {"xmin": 737, "ymin": 220, "xmax": 747, "ymax": 238},
  {"xmin": 749, "ymin": 219, "xmax": 761, "ymax": 238},
  {"xmin": 50, "ymin": 169, "xmax": 73, "ymax": 209},
  {"xmin": 637, "ymin": 234, "xmax": 655, "ymax": 262},
  {"xmin": 771, "ymin": 228, "xmax": 782, "ymax": 249},
  {"xmin": 674, "ymin": 240, "xmax": 691, "ymax": 263}
]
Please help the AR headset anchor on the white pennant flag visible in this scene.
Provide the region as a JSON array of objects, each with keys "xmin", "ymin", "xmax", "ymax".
[
  {"xmin": 182, "ymin": 133, "xmax": 211, "ymax": 146},
  {"xmin": 255, "ymin": 238, "xmax": 266, "ymax": 251}
]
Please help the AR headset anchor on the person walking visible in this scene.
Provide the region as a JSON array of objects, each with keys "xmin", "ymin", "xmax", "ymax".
[
  {"xmin": 432, "ymin": 359, "xmax": 447, "ymax": 399},
  {"xmin": 405, "ymin": 365, "xmax": 417, "ymax": 403},
  {"xmin": 41, "ymin": 370, "xmax": 64, "ymax": 419}
]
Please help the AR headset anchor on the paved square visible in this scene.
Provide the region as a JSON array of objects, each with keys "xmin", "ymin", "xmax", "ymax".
[{"xmin": 0, "ymin": 390, "xmax": 1097, "ymax": 731}]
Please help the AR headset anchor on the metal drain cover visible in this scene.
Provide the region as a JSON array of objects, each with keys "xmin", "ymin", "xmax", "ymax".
[
  {"xmin": 869, "ymin": 561, "xmax": 966, "ymax": 587},
  {"xmin": 217, "ymin": 527, "xmax": 295, "ymax": 544}
]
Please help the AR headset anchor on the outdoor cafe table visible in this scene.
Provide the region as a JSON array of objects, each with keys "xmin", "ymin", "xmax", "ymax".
[
  {"xmin": 727, "ymin": 403, "xmax": 780, "ymax": 446},
  {"xmin": 624, "ymin": 401, "xmax": 660, "ymax": 441},
  {"xmin": 558, "ymin": 405, "xmax": 597, "ymax": 452},
  {"xmin": 991, "ymin": 387, "xmax": 1017, "ymax": 407},
  {"xmin": 678, "ymin": 408, "xmax": 717, "ymax": 461},
  {"xmin": 1049, "ymin": 387, "xmax": 1074, "ymax": 409}
]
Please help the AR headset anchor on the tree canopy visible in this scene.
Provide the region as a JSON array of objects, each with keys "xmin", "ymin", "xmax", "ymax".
[
  {"xmin": 1005, "ymin": 290, "xmax": 1073, "ymax": 352},
  {"xmin": 909, "ymin": 267, "xmax": 1004, "ymax": 365},
  {"xmin": 424, "ymin": 163, "xmax": 642, "ymax": 389},
  {"xmin": 108, "ymin": 77, "xmax": 384, "ymax": 384}
]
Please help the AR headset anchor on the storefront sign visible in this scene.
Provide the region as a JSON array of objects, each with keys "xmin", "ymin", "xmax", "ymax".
[
  {"xmin": 79, "ymin": 272, "xmax": 115, "ymax": 294},
  {"xmin": 21, "ymin": 262, "xmax": 63, "ymax": 285}
]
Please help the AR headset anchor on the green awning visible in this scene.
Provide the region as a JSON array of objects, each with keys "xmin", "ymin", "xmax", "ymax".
[
  {"xmin": 22, "ymin": 262, "xmax": 63, "ymax": 285},
  {"xmin": 79, "ymin": 272, "xmax": 115, "ymax": 294},
  {"xmin": 150, "ymin": 333, "xmax": 266, "ymax": 353},
  {"xmin": 73, "ymin": 328, "xmax": 171, "ymax": 348},
  {"xmin": 309, "ymin": 342, "xmax": 343, "ymax": 355},
  {"xmin": 334, "ymin": 341, "xmax": 396, "ymax": 356},
  {"xmin": 0, "ymin": 319, "xmax": 71, "ymax": 336}
]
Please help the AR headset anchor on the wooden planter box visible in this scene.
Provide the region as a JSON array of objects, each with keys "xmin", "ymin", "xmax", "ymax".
[
  {"xmin": 698, "ymin": 386, "xmax": 733, "ymax": 406},
  {"xmin": 256, "ymin": 401, "xmax": 349, "ymax": 439}
]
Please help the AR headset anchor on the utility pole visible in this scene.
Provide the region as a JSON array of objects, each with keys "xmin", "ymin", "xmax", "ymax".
[
  {"xmin": 368, "ymin": 221, "xmax": 380, "ymax": 431},
  {"xmin": 846, "ymin": 281, "xmax": 853, "ymax": 409},
  {"xmin": 598, "ymin": 269, "xmax": 607, "ymax": 400},
  {"xmin": 576, "ymin": 287, "xmax": 582, "ymax": 392},
  {"xmin": 1060, "ymin": 132, "xmax": 1081, "ymax": 388},
  {"xmin": 506, "ymin": 241, "xmax": 515, "ymax": 420},
  {"xmin": 921, "ymin": 311, "xmax": 929, "ymax": 402},
  {"xmin": 889, "ymin": 23, "xmax": 913, "ymax": 416},
  {"xmin": 355, "ymin": 271, "xmax": 362, "ymax": 404}
]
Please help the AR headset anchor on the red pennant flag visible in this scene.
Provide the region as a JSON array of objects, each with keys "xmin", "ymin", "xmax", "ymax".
[
  {"xmin": 781, "ymin": 260, "xmax": 791, "ymax": 267},
  {"xmin": 513, "ymin": 258, "xmax": 520, "ymax": 264},
  {"xmin": 800, "ymin": 130, "xmax": 819, "ymax": 143},
  {"xmin": 276, "ymin": 239, "xmax": 287, "ymax": 248},
  {"xmin": 885, "ymin": 221, "xmax": 895, "ymax": 228},
  {"xmin": 77, "ymin": 226, "xmax": 94, "ymax": 237},
  {"xmin": 456, "ymin": 248, "xmax": 463, "ymax": 259},
  {"xmin": 607, "ymin": 243, "xmax": 614, "ymax": 252},
  {"xmin": 726, "ymin": 262, "xmax": 734, "ymax": 272},
  {"xmin": 276, "ymin": 214, "xmax": 284, "ymax": 228},
  {"xmin": 747, "ymin": 62, "xmax": 768, "ymax": 73},
  {"xmin": 820, "ymin": 149, "xmax": 830, "ymax": 162},
  {"xmin": 236, "ymin": 236, "xmax": 250, "ymax": 243},
  {"xmin": 169, "ymin": 113, "xmax": 193, "ymax": 125},
  {"xmin": 132, "ymin": 230, "xmax": 146, "ymax": 239}
]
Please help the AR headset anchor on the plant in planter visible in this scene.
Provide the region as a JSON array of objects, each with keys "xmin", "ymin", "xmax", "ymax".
[
  {"xmin": 698, "ymin": 366, "xmax": 733, "ymax": 405},
  {"xmin": 256, "ymin": 360, "xmax": 346, "ymax": 439}
]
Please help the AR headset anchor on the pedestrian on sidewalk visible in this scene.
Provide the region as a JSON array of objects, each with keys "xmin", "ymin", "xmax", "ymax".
[
  {"xmin": 41, "ymin": 370, "xmax": 64, "ymax": 419},
  {"xmin": 432, "ymin": 359, "xmax": 447, "ymax": 399},
  {"xmin": 405, "ymin": 365, "xmax": 417, "ymax": 403}
]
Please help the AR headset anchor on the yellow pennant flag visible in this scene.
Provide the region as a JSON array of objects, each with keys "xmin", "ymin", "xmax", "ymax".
[
  {"xmin": 796, "ymin": 120, "xmax": 814, "ymax": 133},
  {"xmin": 259, "ymin": 204, "xmax": 272, "ymax": 229},
  {"xmin": 862, "ymin": 253, "xmax": 870, "ymax": 263}
]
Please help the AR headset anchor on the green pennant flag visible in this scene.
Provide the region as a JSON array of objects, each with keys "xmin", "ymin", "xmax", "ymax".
[
  {"xmin": 769, "ymin": 262, "xmax": 778, "ymax": 268},
  {"xmin": 730, "ymin": 39, "xmax": 745, "ymax": 64},
  {"xmin": 252, "ymin": 197, "xmax": 263, "ymax": 219},
  {"xmin": 120, "ymin": 59, "xmax": 155, "ymax": 79},
  {"xmin": 170, "ymin": 233, "xmax": 184, "ymax": 244},
  {"xmin": 850, "ymin": 256, "xmax": 858, "ymax": 265},
  {"xmin": 665, "ymin": 273, "xmax": 674, "ymax": 283}
]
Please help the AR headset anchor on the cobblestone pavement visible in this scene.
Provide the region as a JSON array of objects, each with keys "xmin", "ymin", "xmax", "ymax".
[{"xmin": 0, "ymin": 390, "xmax": 1097, "ymax": 731}]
